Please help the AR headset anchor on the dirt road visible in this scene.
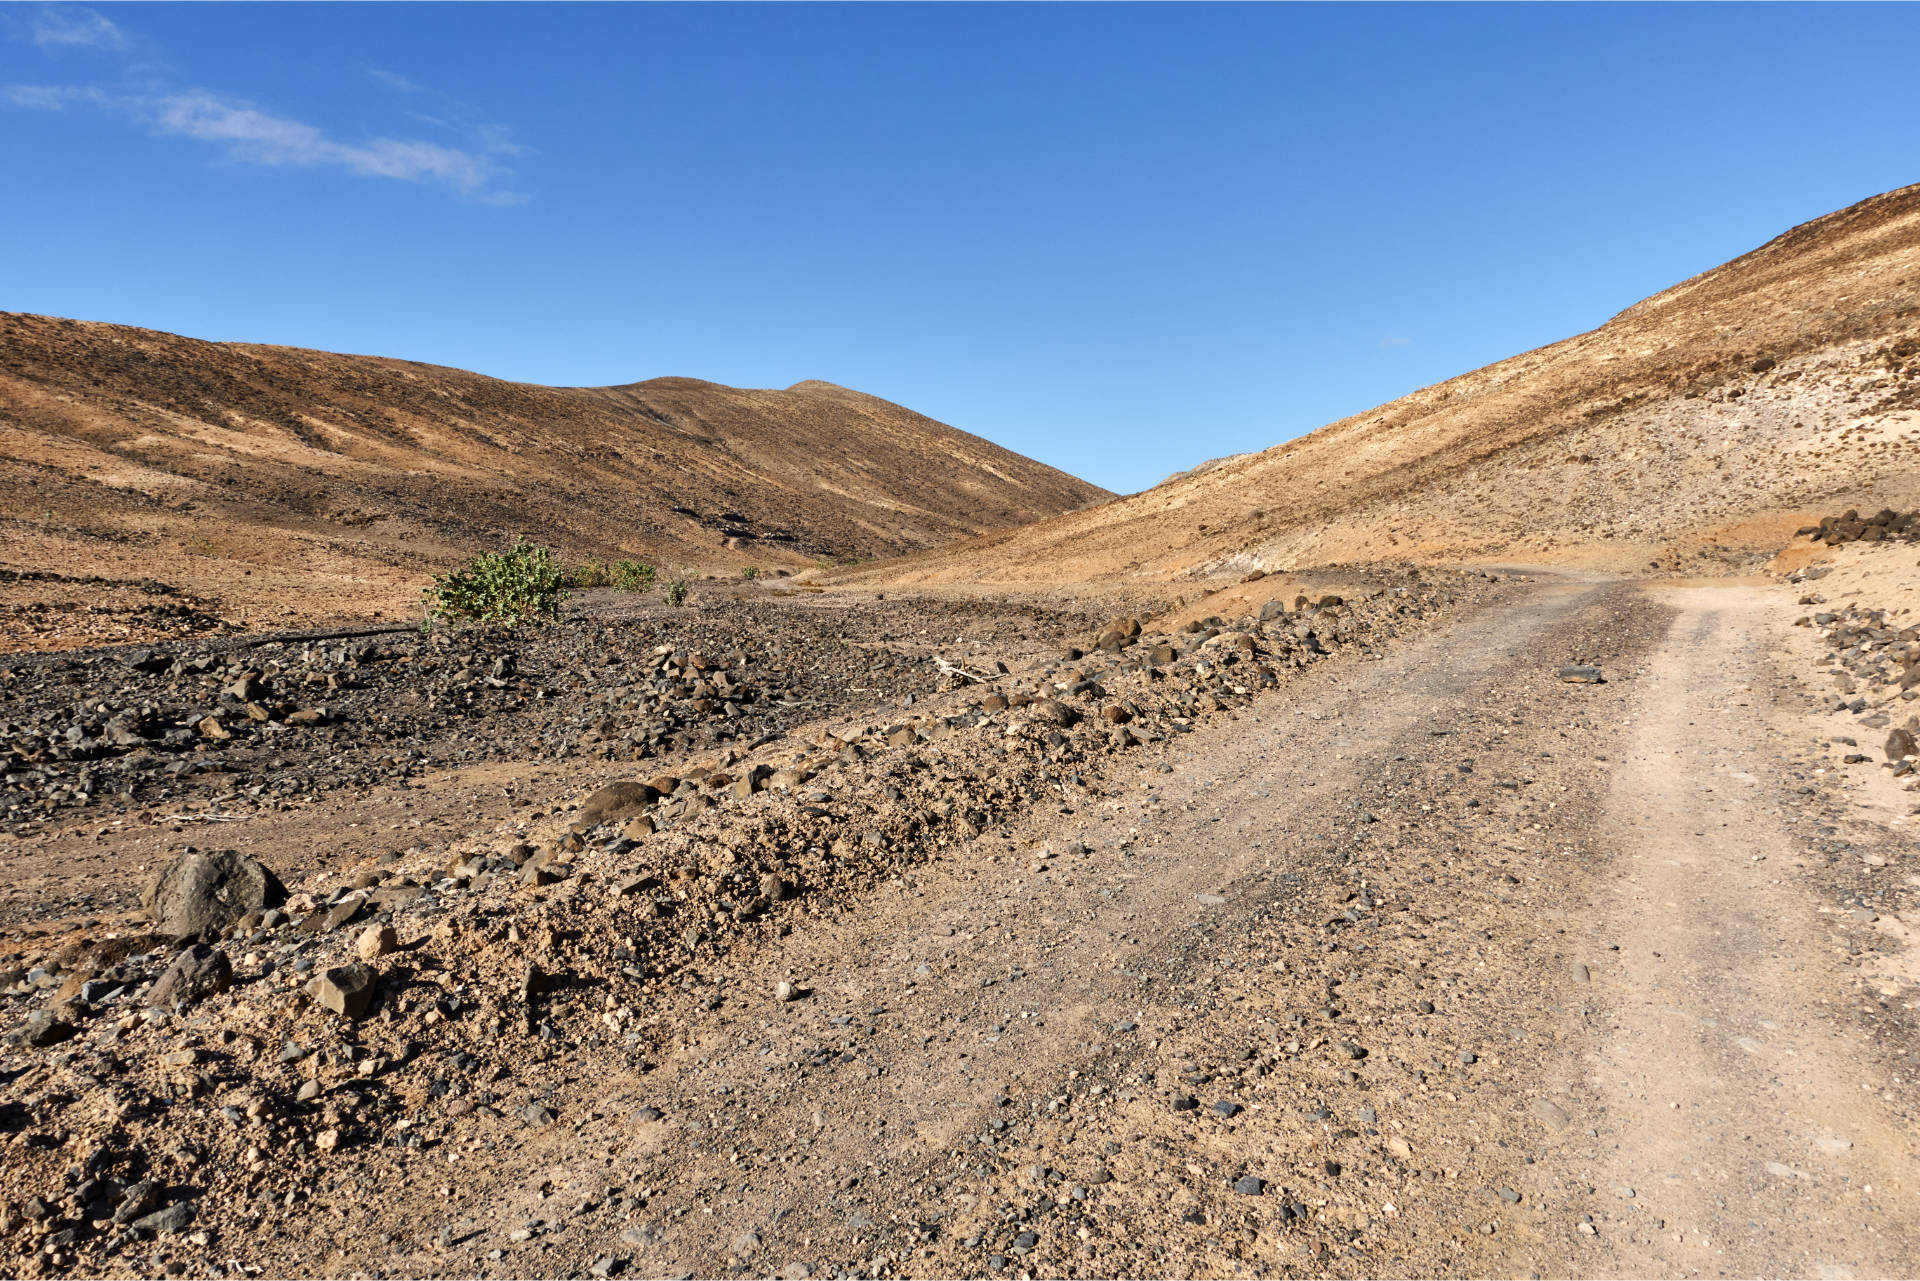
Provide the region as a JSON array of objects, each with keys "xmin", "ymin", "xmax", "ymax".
[
  {"xmin": 8, "ymin": 573, "xmax": 1917, "ymax": 1281},
  {"xmin": 276, "ymin": 575, "xmax": 1906, "ymax": 1281},
  {"xmin": 1518, "ymin": 586, "xmax": 1919, "ymax": 1280}
]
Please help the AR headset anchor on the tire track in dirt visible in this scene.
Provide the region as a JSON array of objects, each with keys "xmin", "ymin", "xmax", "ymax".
[{"xmin": 1518, "ymin": 585, "xmax": 1920, "ymax": 1279}]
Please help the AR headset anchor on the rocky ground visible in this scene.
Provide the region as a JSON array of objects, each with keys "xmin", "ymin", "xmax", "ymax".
[
  {"xmin": 0, "ymin": 582, "xmax": 1112, "ymax": 847},
  {"xmin": 2, "ymin": 557, "xmax": 1918, "ymax": 1280}
]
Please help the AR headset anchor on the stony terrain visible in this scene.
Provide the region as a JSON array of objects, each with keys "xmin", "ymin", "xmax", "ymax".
[
  {"xmin": 0, "ymin": 312, "xmax": 1108, "ymax": 641},
  {"xmin": 3, "ymin": 546, "xmax": 1919, "ymax": 1280}
]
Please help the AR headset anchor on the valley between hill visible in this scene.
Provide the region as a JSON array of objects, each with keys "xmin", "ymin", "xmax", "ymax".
[{"xmin": 4, "ymin": 189, "xmax": 1920, "ymax": 1281}]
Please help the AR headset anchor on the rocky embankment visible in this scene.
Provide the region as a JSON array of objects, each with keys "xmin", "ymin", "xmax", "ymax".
[
  {"xmin": 0, "ymin": 572, "xmax": 1493, "ymax": 1278},
  {"xmin": 1794, "ymin": 507, "xmax": 1920, "ymax": 547},
  {"xmin": 0, "ymin": 597, "xmax": 1102, "ymax": 840}
]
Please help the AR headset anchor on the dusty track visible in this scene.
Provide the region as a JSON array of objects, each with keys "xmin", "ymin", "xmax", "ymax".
[{"xmin": 1519, "ymin": 586, "xmax": 1919, "ymax": 1279}]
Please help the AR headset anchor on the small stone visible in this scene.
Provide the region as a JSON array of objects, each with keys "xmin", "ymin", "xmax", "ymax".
[
  {"xmin": 731, "ymin": 1231, "xmax": 761, "ymax": 1256},
  {"xmin": 579, "ymin": 781, "xmax": 660, "ymax": 826},
  {"xmin": 356, "ymin": 924, "xmax": 397, "ymax": 960},
  {"xmin": 1212, "ymin": 1101, "xmax": 1243, "ymax": 1118},
  {"xmin": 1233, "ymin": 1176, "xmax": 1265, "ymax": 1196},
  {"xmin": 306, "ymin": 963, "xmax": 377, "ymax": 1019},
  {"xmin": 589, "ymin": 1256, "xmax": 625, "ymax": 1277},
  {"xmin": 1533, "ymin": 1098, "xmax": 1572, "ymax": 1131},
  {"xmin": 1557, "ymin": 665, "xmax": 1603, "ymax": 684},
  {"xmin": 1570, "ymin": 963, "xmax": 1590, "ymax": 983},
  {"xmin": 775, "ymin": 980, "xmax": 803, "ymax": 1003},
  {"xmin": 132, "ymin": 1202, "xmax": 194, "ymax": 1236},
  {"xmin": 1170, "ymin": 1094, "xmax": 1199, "ymax": 1112},
  {"xmin": 5, "ymin": 1009, "xmax": 77, "ymax": 1047},
  {"xmin": 1497, "ymin": 1187, "xmax": 1521, "ymax": 1204},
  {"xmin": 523, "ymin": 1104, "xmax": 555, "ymax": 1127},
  {"xmin": 112, "ymin": 1180, "xmax": 161, "ymax": 1225},
  {"xmin": 632, "ymin": 1106, "xmax": 663, "ymax": 1123},
  {"xmin": 149, "ymin": 945, "xmax": 233, "ymax": 1008}
]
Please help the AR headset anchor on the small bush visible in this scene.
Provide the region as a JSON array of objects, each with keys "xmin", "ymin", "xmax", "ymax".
[
  {"xmin": 740, "ymin": 566, "xmax": 759, "ymax": 581},
  {"xmin": 612, "ymin": 560, "xmax": 656, "ymax": 592},
  {"xmin": 567, "ymin": 558, "xmax": 611, "ymax": 589},
  {"xmin": 423, "ymin": 538, "xmax": 568, "ymax": 627},
  {"xmin": 664, "ymin": 576, "xmax": 690, "ymax": 607}
]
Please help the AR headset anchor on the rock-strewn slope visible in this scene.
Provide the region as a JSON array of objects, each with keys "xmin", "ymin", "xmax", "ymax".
[
  {"xmin": 0, "ymin": 313, "xmax": 1108, "ymax": 633},
  {"xmin": 0, "ymin": 574, "xmax": 1492, "ymax": 1279},
  {"xmin": 856, "ymin": 183, "xmax": 1920, "ymax": 586}
]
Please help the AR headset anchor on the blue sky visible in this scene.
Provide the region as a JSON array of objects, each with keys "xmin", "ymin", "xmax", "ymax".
[{"xmin": 3, "ymin": 3, "xmax": 1917, "ymax": 493}]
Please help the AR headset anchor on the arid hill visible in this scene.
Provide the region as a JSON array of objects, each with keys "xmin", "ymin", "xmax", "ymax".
[
  {"xmin": 856, "ymin": 183, "xmax": 1920, "ymax": 587},
  {"xmin": 0, "ymin": 313, "xmax": 1107, "ymax": 638}
]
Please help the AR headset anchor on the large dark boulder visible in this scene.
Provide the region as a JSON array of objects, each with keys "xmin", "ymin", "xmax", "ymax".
[{"xmin": 142, "ymin": 850, "xmax": 286, "ymax": 940}]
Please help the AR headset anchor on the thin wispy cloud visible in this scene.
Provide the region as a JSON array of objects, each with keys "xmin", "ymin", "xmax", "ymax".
[
  {"xmin": 6, "ymin": 14, "xmax": 526, "ymax": 201},
  {"xmin": 1379, "ymin": 336, "xmax": 1412, "ymax": 349},
  {"xmin": 370, "ymin": 65, "xmax": 530, "ymax": 159},
  {"xmin": 7, "ymin": 83, "xmax": 507, "ymax": 194},
  {"xmin": 365, "ymin": 67, "xmax": 424, "ymax": 95},
  {"xmin": 31, "ymin": 5, "xmax": 124, "ymax": 51}
]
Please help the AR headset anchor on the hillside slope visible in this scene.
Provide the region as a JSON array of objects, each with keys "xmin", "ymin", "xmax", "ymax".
[
  {"xmin": 0, "ymin": 313, "xmax": 1107, "ymax": 632},
  {"xmin": 858, "ymin": 183, "xmax": 1920, "ymax": 586}
]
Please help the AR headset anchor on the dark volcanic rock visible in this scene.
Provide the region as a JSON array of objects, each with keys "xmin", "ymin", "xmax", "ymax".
[
  {"xmin": 148, "ymin": 944, "xmax": 234, "ymax": 1008},
  {"xmin": 579, "ymin": 781, "xmax": 661, "ymax": 826},
  {"xmin": 143, "ymin": 849, "xmax": 286, "ymax": 939}
]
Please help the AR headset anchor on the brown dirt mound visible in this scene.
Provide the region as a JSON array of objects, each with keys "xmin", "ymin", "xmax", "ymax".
[
  {"xmin": 850, "ymin": 182, "xmax": 1920, "ymax": 588},
  {"xmin": 0, "ymin": 313, "xmax": 1109, "ymax": 643}
]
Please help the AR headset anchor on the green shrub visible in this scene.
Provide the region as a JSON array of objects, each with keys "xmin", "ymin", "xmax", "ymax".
[
  {"xmin": 740, "ymin": 566, "xmax": 759, "ymax": 581},
  {"xmin": 664, "ymin": 576, "xmax": 690, "ymax": 607},
  {"xmin": 423, "ymin": 538, "xmax": 568, "ymax": 626},
  {"xmin": 612, "ymin": 559, "xmax": 656, "ymax": 592}
]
